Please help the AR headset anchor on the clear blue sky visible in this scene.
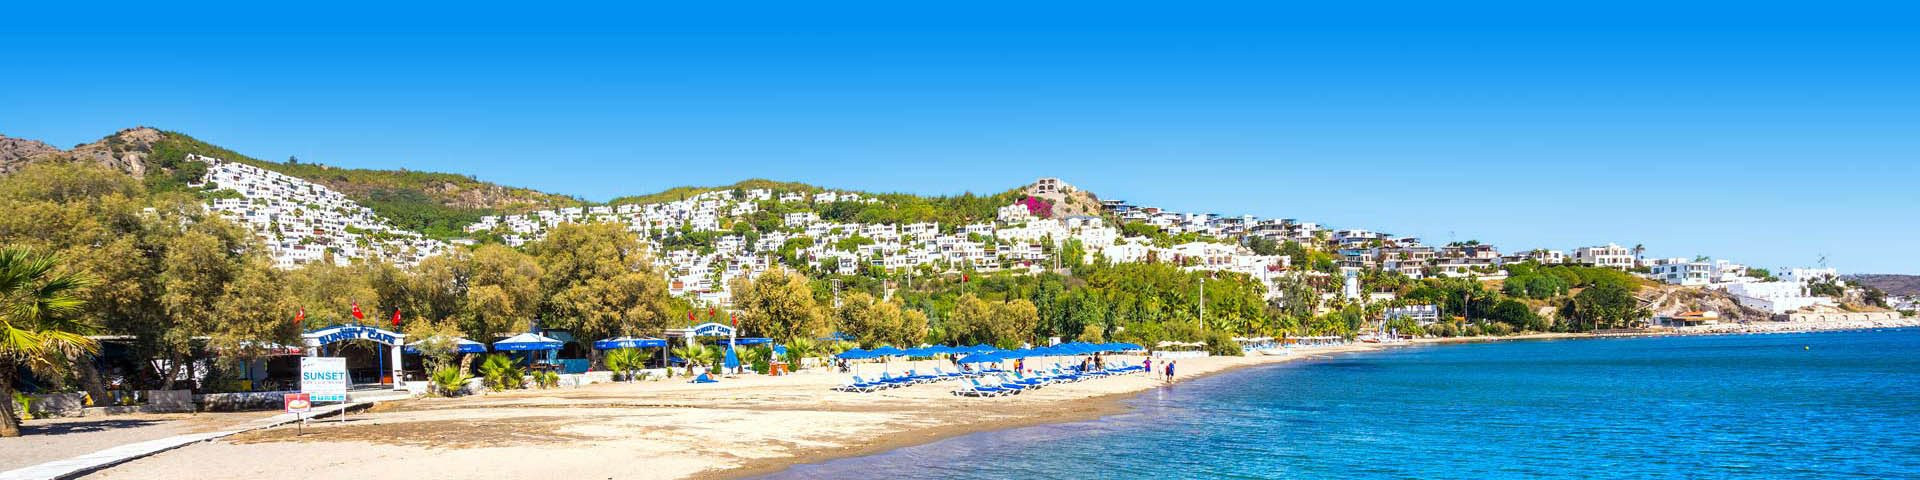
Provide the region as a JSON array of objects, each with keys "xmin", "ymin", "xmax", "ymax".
[{"xmin": 3, "ymin": 2, "xmax": 1916, "ymax": 273}]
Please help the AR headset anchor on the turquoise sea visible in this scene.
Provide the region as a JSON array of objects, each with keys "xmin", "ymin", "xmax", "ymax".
[{"xmin": 764, "ymin": 329, "xmax": 1920, "ymax": 479}]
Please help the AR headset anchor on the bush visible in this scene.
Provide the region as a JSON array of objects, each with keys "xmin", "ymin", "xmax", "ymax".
[
  {"xmin": 604, "ymin": 349, "xmax": 642, "ymax": 381},
  {"xmin": 1483, "ymin": 323, "xmax": 1515, "ymax": 336},
  {"xmin": 752, "ymin": 360, "xmax": 771, "ymax": 375},
  {"xmin": 533, "ymin": 371, "xmax": 560, "ymax": 389},
  {"xmin": 430, "ymin": 366, "xmax": 472, "ymax": 397},
  {"xmin": 12, "ymin": 392, "xmax": 34, "ymax": 422},
  {"xmin": 479, "ymin": 354, "xmax": 524, "ymax": 391},
  {"xmin": 1203, "ymin": 331, "xmax": 1242, "ymax": 357}
]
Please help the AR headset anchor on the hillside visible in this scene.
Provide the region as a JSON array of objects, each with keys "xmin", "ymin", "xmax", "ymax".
[
  {"xmin": 0, "ymin": 127, "xmax": 585, "ymax": 238},
  {"xmin": 1844, "ymin": 274, "xmax": 1920, "ymax": 297},
  {"xmin": 605, "ymin": 179, "xmax": 1039, "ymax": 227}
]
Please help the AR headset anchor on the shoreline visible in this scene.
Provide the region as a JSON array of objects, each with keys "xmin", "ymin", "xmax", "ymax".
[
  {"xmin": 716, "ymin": 343, "xmax": 1395, "ymax": 479},
  {"xmin": 722, "ymin": 320, "xmax": 1920, "ymax": 478},
  {"xmin": 76, "ymin": 320, "xmax": 1915, "ymax": 479}
]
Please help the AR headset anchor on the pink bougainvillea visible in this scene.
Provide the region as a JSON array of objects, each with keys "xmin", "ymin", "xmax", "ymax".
[{"xmin": 1022, "ymin": 196, "xmax": 1054, "ymax": 218}]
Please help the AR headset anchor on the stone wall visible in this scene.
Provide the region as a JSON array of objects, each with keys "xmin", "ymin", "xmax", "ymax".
[{"xmin": 197, "ymin": 391, "xmax": 297, "ymax": 412}]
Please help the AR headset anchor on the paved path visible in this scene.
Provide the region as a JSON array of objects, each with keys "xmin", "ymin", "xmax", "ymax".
[{"xmin": 0, "ymin": 402, "xmax": 368, "ymax": 480}]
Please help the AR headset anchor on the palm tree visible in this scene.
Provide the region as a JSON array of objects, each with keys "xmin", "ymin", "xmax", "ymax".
[
  {"xmin": 672, "ymin": 344, "xmax": 708, "ymax": 376},
  {"xmin": 782, "ymin": 338, "xmax": 817, "ymax": 371},
  {"xmin": 1, "ymin": 247, "xmax": 95, "ymax": 437}
]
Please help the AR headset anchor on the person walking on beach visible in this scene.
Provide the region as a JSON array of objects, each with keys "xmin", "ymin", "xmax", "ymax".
[
  {"xmin": 1165, "ymin": 361, "xmax": 1176, "ymax": 381},
  {"xmin": 1144, "ymin": 357, "xmax": 1152, "ymax": 378}
]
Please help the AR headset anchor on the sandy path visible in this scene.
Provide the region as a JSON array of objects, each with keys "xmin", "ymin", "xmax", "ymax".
[
  {"xmin": 0, "ymin": 411, "xmax": 283, "ymax": 469},
  {"xmin": 82, "ymin": 346, "xmax": 1383, "ymax": 479}
]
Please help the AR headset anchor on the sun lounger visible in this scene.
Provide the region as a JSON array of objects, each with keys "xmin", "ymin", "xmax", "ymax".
[
  {"xmin": 835, "ymin": 376, "xmax": 882, "ymax": 393},
  {"xmin": 954, "ymin": 378, "xmax": 1009, "ymax": 397},
  {"xmin": 689, "ymin": 373, "xmax": 718, "ymax": 384}
]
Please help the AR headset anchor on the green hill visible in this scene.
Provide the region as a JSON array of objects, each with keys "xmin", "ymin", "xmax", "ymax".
[
  {"xmin": 12, "ymin": 127, "xmax": 586, "ymax": 239},
  {"xmin": 607, "ymin": 179, "xmax": 1027, "ymax": 228},
  {"xmin": 5, "ymin": 127, "xmax": 1047, "ymax": 238}
]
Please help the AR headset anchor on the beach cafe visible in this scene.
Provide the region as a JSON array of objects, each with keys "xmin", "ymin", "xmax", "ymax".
[
  {"xmin": 301, "ymin": 324, "xmax": 408, "ymax": 390},
  {"xmin": 664, "ymin": 322, "xmax": 778, "ymax": 374}
]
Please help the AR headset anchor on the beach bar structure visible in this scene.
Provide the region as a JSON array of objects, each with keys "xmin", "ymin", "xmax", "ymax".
[
  {"xmin": 301, "ymin": 324, "xmax": 409, "ymax": 390},
  {"xmin": 594, "ymin": 336, "xmax": 671, "ymax": 368}
]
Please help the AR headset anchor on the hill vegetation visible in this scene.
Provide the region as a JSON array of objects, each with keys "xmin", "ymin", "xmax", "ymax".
[
  {"xmin": 1844, "ymin": 274, "xmax": 1920, "ymax": 297},
  {"xmin": 1, "ymin": 127, "xmax": 585, "ymax": 239},
  {"xmin": 609, "ymin": 178, "xmax": 1028, "ymax": 228}
]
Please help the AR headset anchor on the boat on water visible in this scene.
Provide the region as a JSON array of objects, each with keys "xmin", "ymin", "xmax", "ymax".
[{"xmin": 1259, "ymin": 347, "xmax": 1291, "ymax": 356}]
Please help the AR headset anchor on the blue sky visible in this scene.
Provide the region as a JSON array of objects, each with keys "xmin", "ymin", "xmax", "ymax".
[{"xmin": 3, "ymin": 2, "xmax": 1916, "ymax": 273}]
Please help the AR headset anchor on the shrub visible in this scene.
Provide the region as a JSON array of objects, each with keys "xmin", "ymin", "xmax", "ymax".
[
  {"xmin": 479, "ymin": 354, "xmax": 524, "ymax": 391},
  {"xmin": 604, "ymin": 349, "xmax": 641, "ymax": 381},
  {"xmin": 533, "ymin": 371, "xmax": 560, "ymax": 389},
  {"xmin": 430, "ymin": 366, "xmax": 472, "ymax": 397},
  {"xmin": 752, "ymin": 359, "xmax": 771, "ymax": 375},
  {"xmin": 12, "ymin": 392, "xmax": 34, "ymax": 421},
  {"xmin": 1203, "ymin": 331, "xmax": 1242, "ymax": 357}
]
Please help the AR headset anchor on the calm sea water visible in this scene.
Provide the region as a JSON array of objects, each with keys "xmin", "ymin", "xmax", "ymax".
[{"xmin": 763, "ymin": 329, "xmax": 1920, "ymax": 479}]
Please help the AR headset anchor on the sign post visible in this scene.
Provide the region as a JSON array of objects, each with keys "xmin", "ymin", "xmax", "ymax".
[
  {"xmin": 300, "ymin": 357, "xmax": 348, "ymax": 423},
  {"xmin": 283, "ymin": 393, "xmax": 311, "ymax": 435}
]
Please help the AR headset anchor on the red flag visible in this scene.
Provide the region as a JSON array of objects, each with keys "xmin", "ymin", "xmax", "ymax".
[
  {"xmin": 962, "ymin": 274, "xmax": 969, "ymax": 283},
  {"xmin": 730, "ymin": 313, "xmax": 737, "ymax": 327},
  {"xmin": 687, "ymin": 311, "xmax": 695, "ymax": 322},
  {"xmin": 351, "ymin": 301, "xmax": 363, "ymax": 320},
  {"xmin": 391, "ymin": 308, "xmax": 402, "ymax": 327},
  {"xmin": 295, "ymin": 308, "xmax": 305, "ymax": 325},
  {"xmin": 709, "ymin": 307, "xmax": 716, "ymax": 318}
]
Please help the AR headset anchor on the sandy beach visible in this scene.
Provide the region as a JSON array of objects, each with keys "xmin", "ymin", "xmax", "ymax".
[{"xmin": 75, "ymin": 345, "xmax": 1382, "ymax": 479}]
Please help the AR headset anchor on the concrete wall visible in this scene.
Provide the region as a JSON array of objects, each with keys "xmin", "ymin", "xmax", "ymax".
[
  {"xmin": 20, "ymin": 392, "xmax": 88, "ymax": 418},
  {"xmin": 1777, "ymin": 311, "xmax": 1904, "ymax": 322}
]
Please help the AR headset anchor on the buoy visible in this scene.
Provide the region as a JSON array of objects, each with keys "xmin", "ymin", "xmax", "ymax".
[{"xmin": 1804, "ymin": 346, "xmax": 1810, "ymax": 350}]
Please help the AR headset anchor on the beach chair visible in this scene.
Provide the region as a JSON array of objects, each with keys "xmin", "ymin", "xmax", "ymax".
[
  {"xmin": 974, "ymin": 377, "xmax": 1016, "ymax": 396},
  {"xmin": 954, "ymin": 378, "xmax": 1003, "ymax": 397},
  {"xmin": 999, "ymin": 373, "xmax": 1041, "ymax": 390},
  {"xmin": 836, "ymin": 376, "xmax": 880, "ymax": 393},
  {"xmin": 1048, "ymin": 368, "xmax": 1082, "ymax": 382}
]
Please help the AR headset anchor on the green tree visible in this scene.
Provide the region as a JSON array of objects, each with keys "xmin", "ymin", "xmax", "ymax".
[
  {"xmin": 531, "ymin": 223, "xmax": 673, "ymax": 356},
  {"xmin": 834, "ymin": 292, "xmax": 901, "ymax": 348},
  {"xmin": 732, "ymin": 267, "xmax": 828, "ymax": 341},
  {"xmin": 1566, "ymin": 281, "xmax": 1647, "ymax": 330}
]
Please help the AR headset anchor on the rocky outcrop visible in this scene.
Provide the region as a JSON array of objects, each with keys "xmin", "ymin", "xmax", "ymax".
[
  {"xmin": 0, "ymin": 133, "xmax": 64, "ymax": 175},
  {"xmin": 0, "ymin": 127, "xmax": 162, "ymax": 177},
  {"xmin": 1640, "ymin": 285, "xmax": 1772, "ymax": 322}
]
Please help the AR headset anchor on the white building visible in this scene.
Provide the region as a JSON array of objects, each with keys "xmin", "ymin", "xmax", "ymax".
[{"xmin": 1573, "ymin": 243, "xmax": 1634, "ymax": 269}]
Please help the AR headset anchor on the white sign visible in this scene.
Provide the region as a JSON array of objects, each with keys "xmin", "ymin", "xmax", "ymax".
[
  {"xmin": 300, "ymin": 357, "xmax": 349, "ymax": 402},
  {"xmin": 689, "ymin": 322, "xmax": 734, "ymax": 337}
]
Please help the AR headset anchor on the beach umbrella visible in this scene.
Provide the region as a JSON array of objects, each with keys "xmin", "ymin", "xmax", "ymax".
[
  {"xmin": 868, "ymin": 346, "xmax": 907, "ymax": 375},
  {"xmin": 493, "ymin": 332, "xmax": 564, "ymax": 351},
  {"xmin": 593, "ymin": 336, "xmax": 667, "ymax": 350},
  {"xmin": 723, "ymin": 343, "xmax": 740, "ymax": 372},
  {"xmin": 403, "ymin": 336, "xmax": 487, "ymax": 354},
  {"xmin": 957, "ymin": 352, "xmax": 1000, "ymax": 364}
]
